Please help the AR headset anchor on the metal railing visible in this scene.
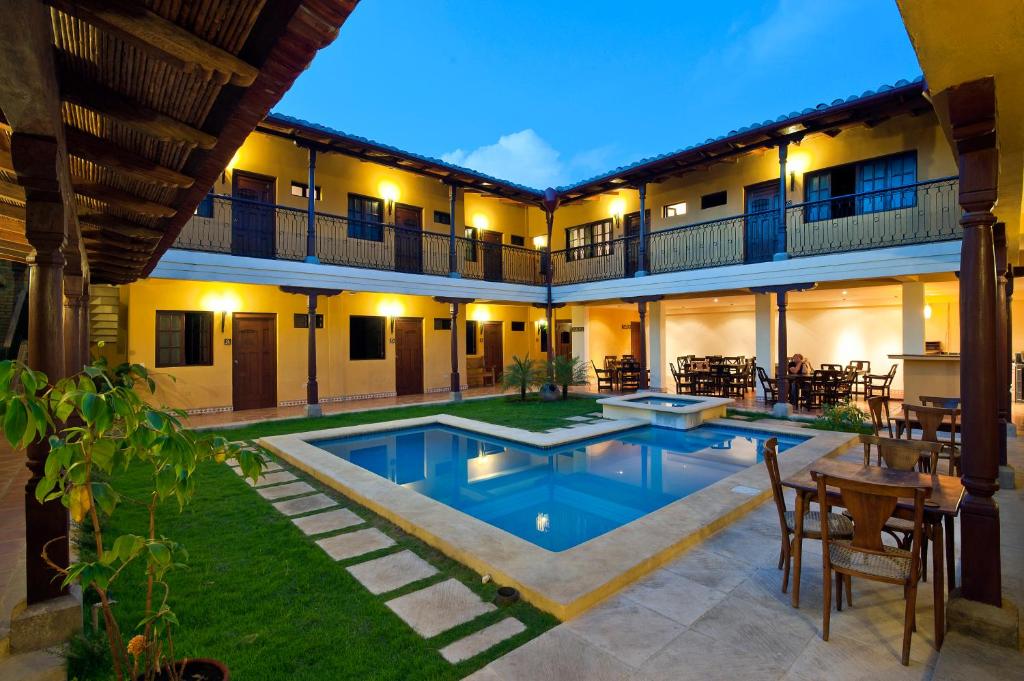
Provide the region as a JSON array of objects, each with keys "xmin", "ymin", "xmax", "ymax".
[
  {"xmin": 174, "ymin": 178, "xmax": 960, "ymax": 288},
  {"xmin": 174, "ymin": 194, "xmax": 544, "ymax": 285}
]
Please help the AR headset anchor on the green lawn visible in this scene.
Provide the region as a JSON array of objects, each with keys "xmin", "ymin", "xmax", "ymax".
[
  {"xmin": 203, "ymin": 394, "xmax": 602, "ymax": 441},
  {"xmin": 70, "ymin": 397, "xmax": 589, "ymax": 679}
]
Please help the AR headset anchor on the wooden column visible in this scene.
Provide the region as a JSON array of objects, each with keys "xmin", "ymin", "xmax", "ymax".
[
  {"xmin": 949, "ymin": 78, "xmax": 1001, "ymax": 606},
  {"xmin": 447, "ymin": 182, "xmax": 459, "ymax": 277},
  {"xmin": 62, "ymin": 272, "xmax": 84, "ymax": 374},
  {"xmin": 542, "ymin": 188, "xmax": 560, "ymax": 377},
  {"xmin": 776, "ymin": 142, "xmax": 788, "ymax": 258},
  {"xmin": 995, "ymin": 223, "xmax": 1009, "ymax": 468},
  {"xmin": 637, "ymin": 301, "xmax": 648, "ymax": 389},
  {"xmin": 636, "ymin": 182, "xmax": 647, "ymax": 276},
  {"xmin": 435, "ymin": 297, "xmax": 473, "ymax": 400},
  {"xmin": 79, "ymin": 278, "xmax": 90, "ymax": 366},
  {"xmin": 776, "ymin": 290, "xmax": 788, "ymax": 402},
  {"xmin": 280, "ymin": 287, "xmax": 342, "ymax": 418},
  {"xmin": 305, "ymin": 146, "xmax": 318, "ymax": 264}
]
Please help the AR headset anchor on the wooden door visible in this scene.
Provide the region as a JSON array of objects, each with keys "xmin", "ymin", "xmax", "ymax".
[
  {"xmin": 623, "ymin": 210, "xmax": 650, "ymax": 276},
  {"xmin": 630, "ymin": 321, "xmax": 642, "ymax": 359},
  {"xmin": 394, "ymin": 317, "xmax": 424, "ymax": 396},
  {"xmin": 394, "ymin": 204, "xmax": 423, "ymax": 274},
  {"xmin": 232, "ymin": 171, "xmax": 276, "ymax": 259},
  {"xmin": 232, "ymin": 313, "xmax": 276, "ymax": 411},
  {"xmin": 480, "ymin": 230, "xmax": 503, "ymax": 282},
  {"xmin": 482, "ymin": 322, "xmax": 503, "ymax": 381},
  {"xmin": 556, "ymin": 320, "xmax": 572, "ymax": 360},
  {"xmin": 744, "ymin": 181, "xmax": 779, "ymax": 264}
]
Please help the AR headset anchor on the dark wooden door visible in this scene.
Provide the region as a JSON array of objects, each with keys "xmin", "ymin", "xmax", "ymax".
[
  {"xmin": 394, "ymin": 204, "xmax": 423, "ymax": 274},
  {"xmin": 232, "ymin": 313, "xmax": 276, "ymax": 411},
  {"xmin": 630, "ymin": 321, "xmax": 642, "ymax": 359},
  {"xmin": 623, "ymin": 210, "xmax": 650, "ymax": 276},
  {"xmin": 482, "ymin": 322, "xmax": 503, "ymax": 381},
  {"xmin": 744, "ymin": 182, "xmax": 779, "ymax": 264},
  {"xmin": 232, "ymin": 171, "xmax": 276, "ymax": 259},
  {"xmin": 556, "ymin": 320, "xmax": 572, "ymax": 360},
  {"xmin": 480, "ymin": 230, "xmax": 503, "ymax": 282},
  {"xmin": 394, "ymin": 317, "xmax": 424, "ymax": 396}
]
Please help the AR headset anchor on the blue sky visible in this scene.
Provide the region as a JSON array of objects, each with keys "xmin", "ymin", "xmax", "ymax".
[{"xmin": 276, "ymin": 0, "xmax": 921, "ymax": 189}]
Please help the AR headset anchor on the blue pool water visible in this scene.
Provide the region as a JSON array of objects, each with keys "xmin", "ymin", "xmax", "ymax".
[
  {"xmin": 627, "ymin": 395, "xmax": 703, "ymax": 407},
  {"xmin": 314, "ymin": 424, "xmax": 806, "ymax": 552}
]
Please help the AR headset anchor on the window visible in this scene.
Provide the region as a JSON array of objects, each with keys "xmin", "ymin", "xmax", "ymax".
[
  {"xmin": 539, "ymin": 326, "xmax": 549, "ymax": 353},
  {"xmin": 294, "ymin": 313, "xmax": 324, "ymax": 328},
  {"xmin": 290, "ymin": 182, "xmax": 322, "ymax": 200},
  {"xmin": 510, "ymin": 321, "xmax": 526, "ymax": 332},
  {"xmin": 194, "ymin": 193, "xmax": 214, "ymax": 218},
  {"xmin": 350, "ymin": 315, "xmax": 385, "ymax": 360},
  {"xmin": 434, "ymin": 318, "xmax": 452, "ymax": 331},
  {"xmin": 804, "ymin": 152, "xmax": 917, "ymax": 221},
  {"xmin": 510, "ymin": 235, "xmax": 525, "ymax": 247},
  {"xmin": 466, "ymin": 320, "xmax": 479, "ymax": 355},
  {"xmin": 662, "ymin": 201, "xmax": 687, "ymax": 218},
  {"xmin": 565, "ymin": 219, "xmax": 613, "ymax": 261},
  {"xmin": 433, "ymin": 210, "xmax": 451, "ymax": 225},
  {"xmin": 348, "ymin": 194, "xmax": 384, "ymax": 241},
  {"xmin": 701, "ymin": 191, "xmax": 727, "ymax": 210},
  {"xmin": 464, "ymin": 227, "xmax": 478, "ymax": 262},
  {"xmin": 155, "ymin": 311, "xmax": 212, "ymax": 367}
]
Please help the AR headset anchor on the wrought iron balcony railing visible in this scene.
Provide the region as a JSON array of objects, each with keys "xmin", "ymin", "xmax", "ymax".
[
  {"xmin": 174, "ymin": 178, "xmax": 959, "ymax": 288},
  {"xmin": 174, "ymin": 194, "xmax": 545, "ymax": 285}
]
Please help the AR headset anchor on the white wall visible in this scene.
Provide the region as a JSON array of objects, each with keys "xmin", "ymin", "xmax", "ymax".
[{"xmin": 665, "ymin": 311, "xmax": 756, "ymax": 364}]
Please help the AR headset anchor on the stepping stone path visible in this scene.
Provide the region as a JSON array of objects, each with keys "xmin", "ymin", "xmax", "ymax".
[
  {"xmin": 239, "ymin": 455, "xmax": 527, "ymax": 664},
  {"xmin": 385, "ymin": 579, "xmax": 496, "ymax": 638},
  {"xmin": 292, "ymin": 508, "xmax": 363, "ymax": 536},
  {"xmin": 317, "ymin": 527, "xmax": 395, "ymax": 560},
  {"xmin": 346, "ymin": 549, "xmax": 438, "ymax": 595}
]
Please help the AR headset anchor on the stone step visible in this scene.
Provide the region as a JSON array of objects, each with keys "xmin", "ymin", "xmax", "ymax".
[
  {"xmin": 346, "ymin": 550, "xmax": 438, "ymax": 595},
  {"xmin": 255, "ymin": 481, "xmax": 316, "ymax": 500},
  {"xmin": 247, "ymin": 470, "xmax": 298, "ymax": 488},
  {"xmin": 0, "ymin": 648, "xmax": 65, "ymax": 681},
  {"xmin": 272, "ymin": 493, "xmax": 337, "ymax": 517},
  {"xmin": 385, "ymin": 578, "xmax": 496, "ymax": 638},
  {"xmin": 316, "ymin": 528, "xmax": 395, "ymax": 561},
  {"xmin": 440, "ymin": 618, "xmax": 526, "ymax": 664},
  {"xmin": 291, "ymin": 508, "xmax": 363, "ymax": 536}
]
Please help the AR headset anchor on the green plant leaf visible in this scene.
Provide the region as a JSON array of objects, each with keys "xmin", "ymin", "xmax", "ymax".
[
  {"xmin": 148, "ymin": 542, "xmax": 171, "ymax": 566},
  {"xmin": 3, "ymin": 399, "xmax": 27, "ymax": 447},
  {"xmin": 80, "ymin": 392, "xmax": 99, "ymax": 424},
  {"xmin": 91, "ymin": 481, "xmax": 119, "ymax": 516},
  {"xmin": 90, "ymin": 439, "xmax": 116, "ymax": 471},
  {"xmin": 34, "ymin": 475, "xmax": 57, "ymax": 504}
]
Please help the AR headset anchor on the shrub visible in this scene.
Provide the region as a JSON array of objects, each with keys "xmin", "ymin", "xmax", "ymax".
[
  {"xmin": 501, "ymin": 355, "xmax": 544, "ymax": 401},
  {"xmin": 808, "ymin": 402, "xmax": 873, "ymax": 434},
  {"xmin": 548, "ymin": 355, "xmax": 588, "ymax": 400}
]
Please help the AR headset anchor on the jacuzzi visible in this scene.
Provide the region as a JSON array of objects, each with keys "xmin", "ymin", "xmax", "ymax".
[{"xmin": 597, "ymin": 391, "xmax": 733, "ymax": 429}]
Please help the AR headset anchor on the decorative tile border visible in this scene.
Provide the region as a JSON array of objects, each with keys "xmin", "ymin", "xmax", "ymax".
[{"xmin": 260, "ymin": 415, "xmax": 857, "ymax": 620}]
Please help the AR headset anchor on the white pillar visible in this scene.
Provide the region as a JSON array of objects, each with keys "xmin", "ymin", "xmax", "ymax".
[
  {"xmin": 755, "ymin": 293, "xmax": 775, "ymax": 400},
  {"xmin": 571, "ymin": 304, "xmax": 589, "ymax": 367},
  {"xmin": 902, "ymin": 282, "xmax": 926, "ymax": 354},
  {"xmin": 648, "ymin": 301, "xmax": 667, "ymax": 391}
]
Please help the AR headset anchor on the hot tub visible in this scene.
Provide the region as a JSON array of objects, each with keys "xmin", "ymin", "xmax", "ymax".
[{"xmin": 597, "ymin": 391, "xmax": 733, "ymax": 429}]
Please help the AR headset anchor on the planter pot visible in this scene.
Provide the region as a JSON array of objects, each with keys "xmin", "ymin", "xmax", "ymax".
[
  {"xmin": 494, "ymin": 586, "xmax": 520, "ymax": 606},
  {"xmin": 136, "ymin": 658, "xmax": 230, "ymax": 681},
  {"xmin": 539, "ymin": 383, "xmax": 561, "ymax": 401}
]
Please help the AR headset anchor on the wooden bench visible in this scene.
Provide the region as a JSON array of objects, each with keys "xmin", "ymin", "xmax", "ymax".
[{"xmin": 466, "ymin": 356, "xmax": 496, "ymax": 387}]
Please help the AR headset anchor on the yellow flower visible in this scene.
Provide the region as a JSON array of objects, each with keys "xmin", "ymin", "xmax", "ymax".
[{"xmin": 127, "ymin": 634, "xmax": 146, "ymax": 657}]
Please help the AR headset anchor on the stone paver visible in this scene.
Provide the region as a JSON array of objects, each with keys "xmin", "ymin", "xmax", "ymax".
[
  {"xmin": 346, "ymin": 549, "xmax": 438, "ymax": 595},
  {"xmin": 272, "ymin": 493, "xmax": 337, "ymax": 516},
  {"xmin": 291, "ymin": 508, "xmax": 364, "ymax": 536},
  {"xmin": 620, "ymin": 570, "xmax": 730, "ymax": 627},
  {"xmin": 316, "ymin": 527, "xmax": 395, "ymax": 561},
  {"xmin": 440, "ymin": 617, "xmax": 526, "ymax": 663},
  {"xmin": 385, "ymin": 578, "xmax": 495, "ymax": 638},
  {"xmin": 255, "ymin": 481, "xmax": 315, "ymax": 500},
  {"xmin": 483, "ymin": 627, "xmax": 641, "ymax": 681},
  {"xmin": 564, "ymin": 596, "xmax": 684, "ymax": 668},
  {"xmin": 247, "ymin": 470, "xmax": 297, "ymax": 487}
]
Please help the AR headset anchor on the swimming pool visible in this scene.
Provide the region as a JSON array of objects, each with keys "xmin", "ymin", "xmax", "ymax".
[
  {"xmin": 314, "ymin": 424, "xmax": 806, "ymax": 552},
  {"xmin": 628, "ymin": 395, "xmax": 703, "ymax": 407}
]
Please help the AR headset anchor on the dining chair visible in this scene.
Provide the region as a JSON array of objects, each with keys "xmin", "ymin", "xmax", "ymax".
[
  {"xmin": 814, "ymin": 470, "xmax": 929, "ymax": 666},
  {"xmin": 591, "ymin": 361, "xmax": 614, "ymax": 393},
  {"xmin": 820, "ymin": 363, "xmax": 844, "ymax": 372},
  {"xmin": 865, "ymin": 364, "xmax": 898, "ymax": 400},
  {"xmin": 668, "ymin": 363, "xmax": 694, "ymax": 395},
  {"xmin": 866, "ymin": 396, "xmax": 894, "ymax": 437},
  {"xmin": 757, "ymin": 366, "xmax": 780, "ymax": 404},
  {"xmin": 619, "ymin": 366, "xmax": 641, "ymax": 392},
  {"xmin": 919, "ymin": 395, "xmax": 961, "ymax": 409},
  {"xmin": 847, "ymin": 360, "xmax": 871, "ymax": 396},
  {"xmin": 764, "ymin": 439, "xmax": 854, "ymax": 597},
  {"xmin": 901, "ymin": 403, "xmax": 961, "ymax": 476}
]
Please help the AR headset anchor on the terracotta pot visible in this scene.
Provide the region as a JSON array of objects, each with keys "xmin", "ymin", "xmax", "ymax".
[{"xmin": 135, "ymin": 658, "xmax": 230, "ymax": 681}]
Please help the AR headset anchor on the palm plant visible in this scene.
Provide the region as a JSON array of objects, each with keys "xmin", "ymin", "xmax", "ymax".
[
  {"xmin": 501, "ymin": 354, "xmax": 543, "ymax": 401},
  {"xmin": 549, "ymin": 355, "xmax": 588, "ymax": 400}
]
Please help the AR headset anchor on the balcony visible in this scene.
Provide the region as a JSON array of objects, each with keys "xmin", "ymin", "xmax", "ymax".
[
  {"xmin": 174, "ymin": 195, "xmax": 545, "ymax": 286},
  {"xmin": 550, "ymin": 176, "xmax": 960, "ymax": 284}
]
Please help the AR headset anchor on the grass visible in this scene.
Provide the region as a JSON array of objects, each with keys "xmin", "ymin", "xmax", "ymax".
[
  {"xmin": 69, "ymin": 396, "xmax": 593, "ymax": 679},
  {"xmin": 203, "ymin": 394, "xmax": 602, "ymax": 441}
]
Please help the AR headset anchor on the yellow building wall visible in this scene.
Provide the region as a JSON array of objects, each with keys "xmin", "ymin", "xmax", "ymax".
[
  {"xmin": 665, "ymin": 311, "xmax": 757, "ymax": 362},
  {"xmin": 587, "ymin": 306, "xmax": 639, "ymax": 363}
]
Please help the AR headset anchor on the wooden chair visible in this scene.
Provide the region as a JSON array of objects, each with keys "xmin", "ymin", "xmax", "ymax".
[
  {"xmin": 902, "ymin": 403, "xmax": 961, "ymax": 476},
  {"xmin": 859, "ymin": 435, "xmax": 941, "ymax": 473},
  {"xmin": 865, "ymin": 364, "xmax": 899, "ymax": 400},
  {"xmin": 465, "ymin": 356, "xmax": 496, "ymax": 388},
  {"xmin": 814, "ymin": 470, "xmax": 929, "ymax": 666},
  {"xmin": 668, "ymin": 363, "xmax": 694, "ymax": 395},
  {"xmin": 820, "ymin": 363, "xmax": 844, "ymax": 372},
  {"xmin": 847, "ymin": 360, "xmax": 871, "ymax": 396},
  {"xmin": 757, "ymin": 365, "xmax": 779, "ymax": 403},
  {"xmin": 764, "ymin": 439, "xmax": 853, "ymax": 597},
  {"xmin": 619, "ymin": 366, "xmax": 641, "ymax": 392},
  {"xmin": 920, "ymin": 395, "xmax": 961, "ymax": 409},
  {"xmin": 591, "ymin": 361, "xmax": 614, "ymax": 393},
  {"xmin": 866, "ymin": 396, "xmax": 894, "ymax": 437}
]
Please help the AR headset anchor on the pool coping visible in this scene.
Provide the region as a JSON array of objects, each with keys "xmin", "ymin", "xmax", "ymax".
[
  {"xmin": 259, "ymin": 415, "xmax": 858, "ymax": 620},
  {"xmin": 597, "ymin": 390, "xmax": 734, "ymax": 414}
]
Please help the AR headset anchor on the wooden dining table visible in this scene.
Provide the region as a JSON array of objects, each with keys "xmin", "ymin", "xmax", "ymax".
[{"xmin": 781, "ymin": 457, "xmax": 964, "ymax": 650}]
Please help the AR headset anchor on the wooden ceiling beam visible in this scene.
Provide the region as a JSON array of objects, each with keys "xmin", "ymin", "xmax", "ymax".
[
  {"xmin": 78, "ymin": 212, "xmax": 163, "ymax": 240},
  {"xmin": 44, "ymin": 0, "xmax": 259, "ymax": 87},
  {"xmin": 72, "ymin": 179, "xmax": 176, "ymax": 218},
  {"xmin": 64, "ymin": 127, "xmax": 195, "ymax": 188},
  {"xmin": 62, "ymin": 76, "xmax": 217, "ymax": 149}
]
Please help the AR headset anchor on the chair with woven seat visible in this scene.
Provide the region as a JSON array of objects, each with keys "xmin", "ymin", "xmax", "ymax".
[
  {"xmin": 591, "ymin": 361, "xmax": 614, "ymax": 393},
  {"xmin": 902, "ymin": 403, "xmax": 961, "ymax": 476},
  {"xmin": 813, "ymin": 470, "xmax": 929, "ymax": 666},
  {"xmin": 764, "ymin": 439, "xmax": 854, "ymax": 597},
  {"xmin": 866, "ymin": 396, "xmax": 894, "ymax": 438}
]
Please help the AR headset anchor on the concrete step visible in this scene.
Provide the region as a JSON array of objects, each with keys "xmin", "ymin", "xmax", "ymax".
[{"xmin": 0, "ymin": 648, "xmax": 65, "ymax": 681}]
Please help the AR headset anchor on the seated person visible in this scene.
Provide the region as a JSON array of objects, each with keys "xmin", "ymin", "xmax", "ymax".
[{"xmin": 787, "ymin": 353, "xmax": 812, "ymax": 402}]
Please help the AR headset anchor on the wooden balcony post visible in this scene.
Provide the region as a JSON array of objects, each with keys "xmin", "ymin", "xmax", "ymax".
[
  {"xmin": 448, "ymin": 182, "xmax": 459, "ymax": 277},
  {"xmin": 776, "ymin": 289, "xmax": 788, "ymax": 403},
  {"xmin": 994, "ymin": 223, "xmax": 1010, "ymax": 471},
  {"xmin": 305, "ymin": 146, "xmax": 318, "ymax": 264},
  {"xmin": 948, "ymin": 77, "xmax": 1001, "ymax": 607},
  {"xmin": 62, "ymin": 271, "xmax": 84, "ymax": 374},
  {"xmin": 636, "ymin": 182, "xmax": 648, "ymax": 276},
  {"xmin": 542, "ymin": 189, "xmax": 560, "ymax": 376},
  {"xmin": 434, "ymin": 297, "xmax": 473, "ymax": 400},
  {"xmin": 279, "ymin": 287, "xmax": 342, "ymax": 417},
  {"xmin": 80, "ymin": 278, "xmax": 90, "ymax": 366},
  {"xmin": 776, "ymin": 141, "xmax": 788, "ymax": 259},
  {"xmin": 637, "ymin": 301, "xmax": 648, "ymax": 389}
]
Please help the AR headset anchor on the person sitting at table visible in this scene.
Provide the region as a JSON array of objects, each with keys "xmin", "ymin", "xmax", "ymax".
[{"xmin": 788, "ymin": 353, "xmax": 812, "ymax": 402}]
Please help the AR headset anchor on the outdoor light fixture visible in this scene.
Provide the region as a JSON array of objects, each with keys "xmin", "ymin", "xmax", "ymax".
[
  {"xmin": 378, "ymin": 300, "xmax": 403, "ymax": 333},
  {"xmin": 787, "ymin": 151, "xmax": 811, "ymax": 191},
  {"xmin": 924, "ymin": 303, "xmax": 933, "ymax": 320},
  {"xmin": 379, "ymin": 181, "xmax": 399, "ymax": 218},
  {"xmin": 472, "ymin": 213, "xmax": 489, "ymax": 230},
  {"xmin": 532, "ymin": 234, "xmax": 548, "ymax": 249},
  {"xmin": 609, "ymin": 197, "xmax": 626, "ymax": 229}
]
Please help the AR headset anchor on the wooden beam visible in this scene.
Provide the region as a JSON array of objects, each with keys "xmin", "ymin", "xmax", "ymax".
[
  {"xmin": 44, "ymin": 0, "xmax": 259, "ymax": 87},
  {"xmin": 72, "ymin": 179, "xmax": 176, "ymax": 218},
  {"xmin": 64, "ymin": 127, "xmax": 195, "ymax": 188},
  {"xmin": 62, "ymin": 76, "xmax": 217, "ymax": 149},
  {"xmin": 0, "ymin": 178, "xmax": 26, "ymax": 203},
  {"xmin": 78, "ymin": 212, "xmax": 163, "ymax": 240},
  {"xmin": 0, "ymin": 0, "xmax": 63, "ymax": 139}
]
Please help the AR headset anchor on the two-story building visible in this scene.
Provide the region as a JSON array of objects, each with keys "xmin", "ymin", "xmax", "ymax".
[{"xmin": 94, "ymin": 77, "xmax": 1000, "ymax": 416}]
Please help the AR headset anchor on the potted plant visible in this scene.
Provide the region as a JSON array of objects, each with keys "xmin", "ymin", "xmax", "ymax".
[
  {"xmin": 0, "ymin": 357, "xmax": 265, "ymax": 681},
  {"xmin": 501, "ymin": 355, "xmax": 543, "ymax": 401},
  {"xmin": 549, "ymin": 355, "xmax": 588, "ymax": 400}
]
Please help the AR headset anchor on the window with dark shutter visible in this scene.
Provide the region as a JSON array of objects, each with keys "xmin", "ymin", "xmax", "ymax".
[
  {"xmin": 347, "ymin": 194, "xmax": 384, "ymax": 241},
  {"xmin": 350, "ymin": 316, "xmax": 386, "ymax": 360},
  {"xmin": 156, "ymin": 311, "xmax": 213, "ymax": 367}
]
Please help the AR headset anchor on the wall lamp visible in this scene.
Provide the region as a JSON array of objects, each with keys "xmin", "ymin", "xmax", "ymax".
[
  {"xmin": 379, "ymin": 181, "xmax": 399, "ymax": 218},
  {"xmin": 379, "ymin": 300, "xmax": 403, "ymax": 333},
  {"xmin": 221, "ymin": 311, "xmax": 229, "ymax": 333},
  {"xmin": 609, "ymin": 197, "xmax": 626, "ymax": 230},
  {"xmin": 787, "ymin": 152, "xmax": 810, "ymax": 192}
]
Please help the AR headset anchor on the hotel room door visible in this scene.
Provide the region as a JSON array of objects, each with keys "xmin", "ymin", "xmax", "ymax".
[
  {"xmin": 394, "ymin": 204, "xmax": 423, "ymax": 274},
  {"xmin": 482, "ymin": 322, "xmax": 503, "ymax": 381},
  {"xmin": 232, "ymin": 313, "xmax": 277, "ymax": 411},
  {"xmin": 232, "ymin": 171, "xmax": 276, "ymax": 259},
  {"xmin": 480, "ymin": 230, "xmax": 503, "ymax": 282},
  {"xmin": 394, "ymin": 317, "xmax": 424, "ymax": 396},
  {"xmin": 744, "ymin": 181, "xmax": 779, "ymax": 264}
]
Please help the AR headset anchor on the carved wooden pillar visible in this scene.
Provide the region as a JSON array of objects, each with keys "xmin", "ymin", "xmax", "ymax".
[
  {"xmin": 25, "ymin": 199, "xmax": 69, "ymax": 604},
  {"xmin": 637, "ymin": 301, "xmax": 648, "ymax": 389},
  {"xmin": 995, "ymin": 223, "xmax": 1009, "ymax": 468},
  {"xmin": 541, "ymin": 188, "xmax": 560, "ymax": 377},
  {"xmin": 79, "ymin": 278, "xmax": 90, "ymax": 366},
  {"xmin": 62, "ymin": 272, "xmax": 84, "ymax": 375},
  {"xmin": 449, "ymin": 302, "xmax": 461, "ymax": 395},
  {"xmin": 448, "ymin": 182, "xmax": 459, "ymax": 277},
  {"xmin": 776, "ymin": 290, "xmax": 788, "ymax": 402},
  {"xmin": 950, "ymin": 78, "xmax": 1002, "ymax": 606},
  {"xmin": 305, "ymin": 293, "xmax": 320, "ymax": 416},
  {"xmin": 304, "ymin": 147, "xmax": 318, "ymax": 264}
]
